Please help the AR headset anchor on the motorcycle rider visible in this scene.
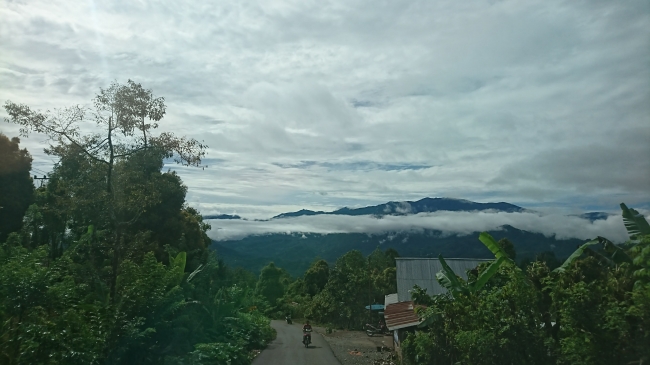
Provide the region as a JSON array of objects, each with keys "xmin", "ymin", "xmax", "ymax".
[
  {"xmin": 303, "ymin": 321, "xmax": 312, "ymax": 332},
  {"xmin": 302, "ymin": 321, "xmax": 313, "ymax": 345}
]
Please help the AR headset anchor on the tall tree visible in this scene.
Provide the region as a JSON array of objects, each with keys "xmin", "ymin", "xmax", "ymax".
[
  {"xmin": 255, "ymin": 262, "xmax": 286, "ymax": 308},
  {"xmin": 3, "ymin": 80, "xmax": 207, "ymax": 299},
  {"xmin": 308, "ymin": 250, "xmax": 371, "ymax": 328},
  {"xmin": 498, "ymin": 237, "xmax": 517, "ymax": 260},
  {"xmin": 4, "ymin": 80, "xmax": 205, "ymax": 195},
  {"xmin": 303, "ymin": 259, "xmax": 329, "ymax": 296},
  {"xmin": 0, "ymin": 134, "xmax": 34, "ymax": 242}
]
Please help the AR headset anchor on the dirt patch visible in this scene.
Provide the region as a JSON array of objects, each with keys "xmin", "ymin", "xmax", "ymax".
[{"xmin": 312, "ymin": 326, "xmax": 397, "ymax": 365}]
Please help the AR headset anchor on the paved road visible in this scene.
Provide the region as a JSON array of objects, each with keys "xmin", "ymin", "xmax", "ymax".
[{"xmin": 253, "ymin": 320, "xmax": 341, "ymax": 365}]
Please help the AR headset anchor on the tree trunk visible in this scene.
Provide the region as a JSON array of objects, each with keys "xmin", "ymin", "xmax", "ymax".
[
  {"xmin": 142, "ymin": 116, "xmax": 148, "ymax": 147},
  {"xmin": 107, "ymin": 116, "xmax": 114, "ymax": 194}
]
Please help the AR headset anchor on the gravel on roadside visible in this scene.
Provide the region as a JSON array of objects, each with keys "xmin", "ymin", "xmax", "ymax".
[{"xmin": 312, "ymin": 326, "xmax": 398, "ymax": 365}]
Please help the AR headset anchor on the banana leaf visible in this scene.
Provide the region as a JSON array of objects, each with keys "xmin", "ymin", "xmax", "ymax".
[
  {"xmin": 187, "ymin": 264, "xmax": 204, "ymax": 282},
  {"xmin": 169, "ymin": 252, "xmax": 187, "ymax": 285},
  {"xmin": 600, "ymin": 236, "xmax": 633, "ymax": 264},
  {"xmin": 621, "ymin": 203, "xmax": 650, "ymax": 240},
  {"xmin": 471, "ymin": 256, "xmax": 506, "ymax": 292},
  {"xmin": 436, "ymin": 255, "xmax": 468, "ymax": 297},
  {"xmin": 553, "ymin": 239, "xmax": 599, "ymax": 273},
  {"xmin": 479, "ymin": 232, "xmax": 511, "ymax": 261}
]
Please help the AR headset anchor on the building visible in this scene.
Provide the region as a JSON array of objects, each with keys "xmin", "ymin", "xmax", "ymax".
[
  {"xmin": 385, "ymin": 257, "xmax": 491, "ymax": 358},
  {"xmin": 384, "ymin": 298, "xmax": 421, "ymax": 353},
  {"xmin": 396, "ymin": 257, "xmax": 491, "ymax": 301}
]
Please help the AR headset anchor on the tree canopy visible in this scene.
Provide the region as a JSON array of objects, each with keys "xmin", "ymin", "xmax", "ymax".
[
  {"xmin": 402, "ymin": 206, "xmax": 650, "ymax": 365},
  {"xmin": 0, "ymin": 134, "xmax": 34, "ymax": 243},
  {"xmin": 0, "ymin": 82, "xmax": 273, "ymax": 365}
]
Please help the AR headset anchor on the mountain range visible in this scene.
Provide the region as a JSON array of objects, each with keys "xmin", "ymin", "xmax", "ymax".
[
  {"xmin": 208, "ymin": 197, "xmax": 608, "ymax": 276},
  {"xmin": 272, "ymin": 197, "xmax": 526, "ymax": 218}
]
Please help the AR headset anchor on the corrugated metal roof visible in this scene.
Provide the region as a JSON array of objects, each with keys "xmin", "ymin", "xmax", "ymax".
[
  {"xmin": 384, "ymin": 301, "xmax": 421, "ymax": 330},
  {"xmin": 384, "ymin": 293, "xmax": 398, "ymax": 307},
  {"xmin": 396, "ymin": 258, "xmax": 492, "ymax": 302}
]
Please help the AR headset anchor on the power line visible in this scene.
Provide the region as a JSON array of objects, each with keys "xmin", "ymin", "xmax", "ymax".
[{"xmin": 30, "ymin": 167, "xmax": 49, "ymax": 174}]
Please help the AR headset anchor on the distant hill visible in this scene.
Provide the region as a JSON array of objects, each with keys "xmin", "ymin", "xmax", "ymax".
[
  {"xmin": 211, "ymin": 225, "xmax": 584, "ymax": 277},
  {"xmin": 202, "ymin": 214, "xmax": 242, "ymax": 220},
  {"xmin": 577, "ymin": 212, "xmax": 613, "ymax": 222},
  {"xmin": 208, "ymin": 197, "xmax": 600, "ymax": 276},
  {"xmin": 273, "ymin": 197, "xmax": 525, "ymax": 219}
]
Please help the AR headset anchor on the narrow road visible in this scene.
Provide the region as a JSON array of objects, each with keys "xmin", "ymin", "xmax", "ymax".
[{"xmin": 253, "ymin": 320, "xmax": 341, "ymax": 365}]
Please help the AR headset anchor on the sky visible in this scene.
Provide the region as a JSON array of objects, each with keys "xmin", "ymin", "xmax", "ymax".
[{"xmin": 1, "ymin": 0, "xmax": 649, "ymax": 226}]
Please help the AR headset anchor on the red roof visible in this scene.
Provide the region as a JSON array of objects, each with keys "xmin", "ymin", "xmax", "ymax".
[{"xmin": 384, "ymin": 301, "xmax": 422, "ymax": 331}]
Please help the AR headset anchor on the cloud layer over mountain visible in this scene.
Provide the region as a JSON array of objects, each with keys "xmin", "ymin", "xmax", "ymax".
[{"xmin": 206, "ymin": 210, "xmax": 632, "ymax": 242}]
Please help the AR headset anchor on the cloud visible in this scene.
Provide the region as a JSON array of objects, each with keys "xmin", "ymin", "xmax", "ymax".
[
  {"xmin": 206, "ymin": 210, "xmax": 634, "ymax": 243},
  {"xmin": 1, "ymin": 0, "xmax": 648, "ymax": 215}
]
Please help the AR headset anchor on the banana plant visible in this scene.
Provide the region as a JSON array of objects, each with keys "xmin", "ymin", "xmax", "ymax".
[
  {"xmin": 600, "ymin": 236, "xmax": 633, "ymax": 264},
  {"xmin": 187, "ymin": 264, "xmax": 204, "ymax": 282},
  {"xmin": 435, "ymin": 233, "xmax": 511, "ymax": 297},
  {"xmin": 553, "ymin": 237, "xmax": 634, "ymax": 274},
  {"xmin": 169, "ymin": 251, "xmax": 187, "ymax": 285},
  {"xmin": 554, "ymin": 203, "xmax": 646, "ymax": 273},
  {"xmin": 621, "ymin": 203, "xmax": 650, "ymax": 241},
  {"xmin": 553, "ymin": 238, "xmax": 600, "ymax": 273},
  {"xmin": 436, "ymin": 255, "xmax": 469, "ymax": 297}
]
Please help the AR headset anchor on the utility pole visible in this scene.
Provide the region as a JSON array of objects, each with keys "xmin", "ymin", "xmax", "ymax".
[{"xmin": 33, "ymin": 175, "xmax": 48, "ymax": 187}]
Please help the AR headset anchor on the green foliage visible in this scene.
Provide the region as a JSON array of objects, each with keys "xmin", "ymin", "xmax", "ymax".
[
  {"xmin": 169, "ymin": 251, "xmax": 187, "ymax": 285},
  {"xmin": 214, "ymin": 227, "xmax": 584, "ymax": 278},
  {"xmin": 472, "ymin": 256, "xmax": 506, "ymax": 292},
  {"xmin": 303, "ymin": 259, "xmax": 330, "ymax": 296},
  {"xmin": 630, "ymin": 235, "xmax": 650, "ymax": 287},
  {"xmin": 403, "ymin": 204, "xmax": 650, "ymax": 365},
  {"xmin": 621, "ymin": 203, "xmax": 650, "ymax": 241},
  {"xmin": 0, "ymin": 239, "xmax": 272, "ymax": 365},
  {"xmin": 0, "ymin": 246, "xmax": 108, "ymax": 365},
  {"xmin": 554, "ymin": 238, "xmax": 600, "ymax": 273},
  {"xmin": 0, "ymin": 83, "xmax": 272, "ymax": 365},
  {"xmin": 498, "ymin": 237, "xmax": 517, "ymax": 260},
  {"xmin": 296, "ymin": 248, "xmax": 399, "ymax": 329},
  {"xmin": 188, "ymin": 342, "xmax": 249, "ymax": 365},
  {"xmin": 368, "ymin": 248, "xmax": 398, "ymax": 297},
  {"xmin": 435, "ymin": 233, "xmax": 510, "ymax": 296},
  {"xmin": 479, "ymin": 232, "xmax": 515, "ymax": 263},
  {"xmin": 255, "ymin": 262, "xmax": 286, "ymax": 313},
  {"xmin": 0, "ymin": 134, "xmax": 34, "ymax": 243},
  {"xmin": 436, "ymin": 254, "xmax": 468, "ymax": 296}
]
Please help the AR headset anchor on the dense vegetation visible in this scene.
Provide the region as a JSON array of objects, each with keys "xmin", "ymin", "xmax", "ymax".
[
  {"xmin": 213, "ymin": 225, "xmax": 583, "ymax": 277},
  {"xmin": 402, "ymin": 205, "xmax": 650, "ymax": 365},
  {"xmin": 0, "ymin": 82, "xmax": 274, "ymax": 365},
  {"xmin": 248, "ymin": 247, "xmax": 399, "ymax": 330},
  {"xmin": 0, "ymin": 134, "xmax": 34, "ymax": 244},
  {"xmin": 2, "ymin": 81, "xmax": 647, "ymax": 365}
]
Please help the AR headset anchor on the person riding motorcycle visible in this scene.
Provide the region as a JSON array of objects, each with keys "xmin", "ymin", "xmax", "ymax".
[
  {"xmin": 302, "ymin": 321, "xmax": 313, "ymax": 346},
  {"xmin": 302, "ymin": 321, "xmax": 312, "ymax": 332}
]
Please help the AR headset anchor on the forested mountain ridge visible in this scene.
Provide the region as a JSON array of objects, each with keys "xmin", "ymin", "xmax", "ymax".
[
  {"xmin": 210, "ymin": 198, "xmax": 613, "ymax": 276},
  {"xmin": 211, "ymin": 226, "xmax": 583, "ymax": 277},
  {"xmin": 272, "ymin": 197, "xmax": 526, "ymax": 219}
]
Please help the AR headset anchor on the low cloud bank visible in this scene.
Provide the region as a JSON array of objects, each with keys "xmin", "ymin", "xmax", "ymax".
[{"xmin": 206, "ymin": 210, "xmax": 633, "ymax": 242}]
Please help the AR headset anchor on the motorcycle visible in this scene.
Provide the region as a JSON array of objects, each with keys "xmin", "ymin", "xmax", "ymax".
[
  {"xmin": 302, "ymin": 328, "xmax": 312, "ymax": 348},
  {"xmin": 286, "ymin": 315, "xmax": 292, "ymax": 324},
  {"xmin": 365, "ymin": 322, "xmax": 389, "ymax": 337}
]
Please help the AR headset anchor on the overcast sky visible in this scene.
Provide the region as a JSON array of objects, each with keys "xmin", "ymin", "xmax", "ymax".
[{"xmin": 1, "ymin": 0, "xmax": 649, "ymax": 220}]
